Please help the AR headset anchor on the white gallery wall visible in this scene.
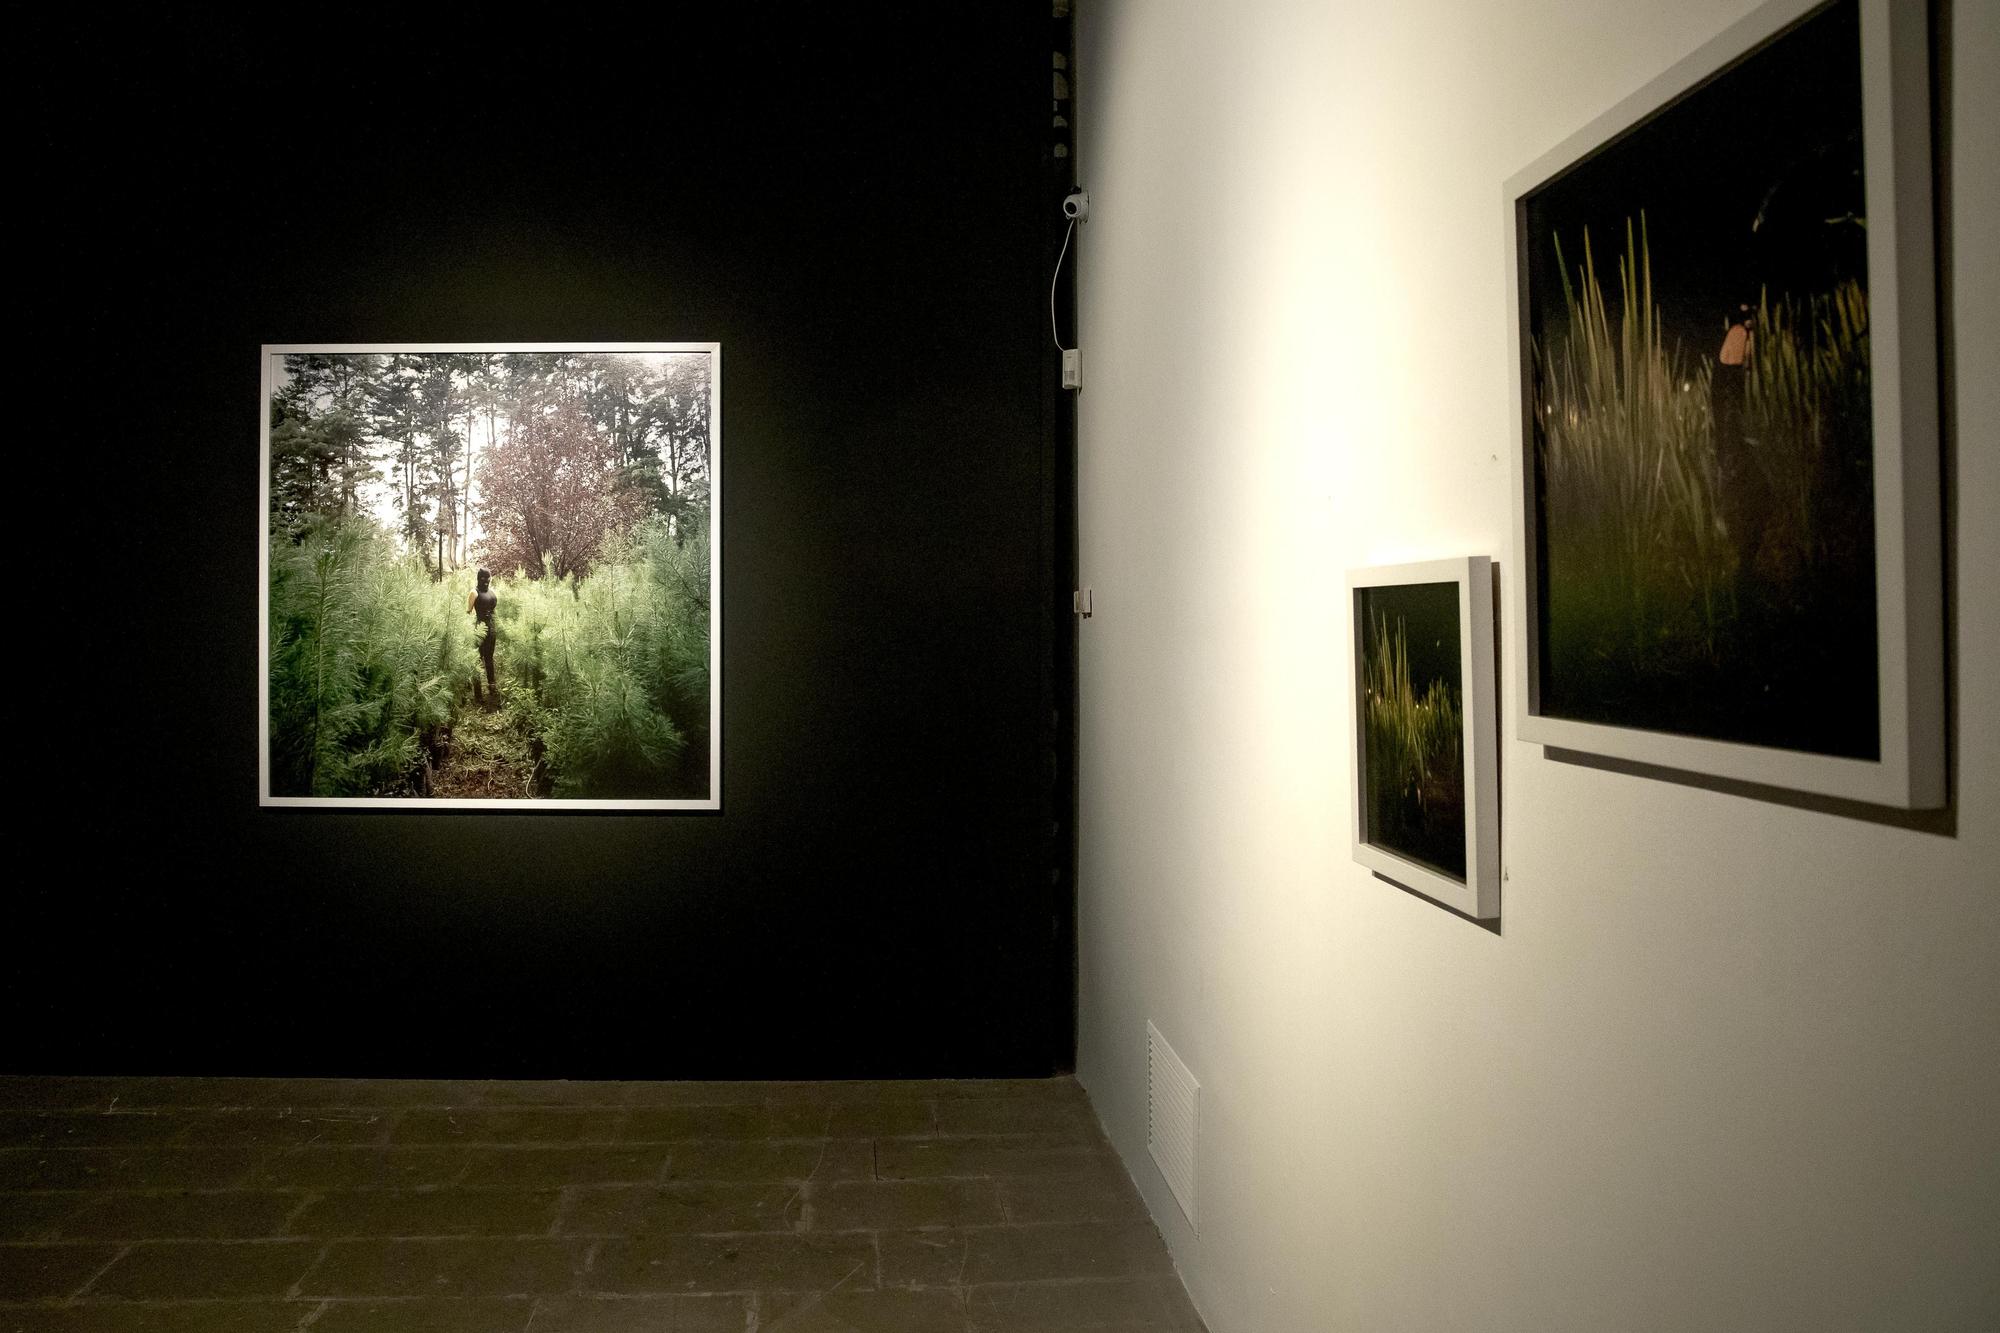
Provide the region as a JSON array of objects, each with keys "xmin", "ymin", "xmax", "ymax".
[{"xmin": 1072, "ymin": 0, "xmax": 1999, "ymax": 1329}]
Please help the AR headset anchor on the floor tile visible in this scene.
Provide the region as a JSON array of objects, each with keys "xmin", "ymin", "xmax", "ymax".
[
  {"xmin": 997, "ymin": 1173, "xmax": 1149, "ymax": 1226},
  {"xmin": 878, "ymin": 1230, "xmax": 969, "ymax": 1289},
  {"xmin": 0, "ymin": 1113, "xmax": 185, "ymax": 1150},
  {"xmin": 309, "ymin": 1297, "xmax": 535, "ymax": 1331},
  {"xmin": 589, "ymin": 1232, "xmax": 877, "ymax": 1295},
  {"xmin": 618, "ymin": 1105, "xmax": 773, "ymax": 1142},
  {"xmin": 290, "ymin": 1190, "xmax": 563, "ymax": 1238},
  {"xmin": 772, "ymin": 1101, "xmax": 939, "ymax": 1140},
  {"xmin": 0, "ymin": 1300, "xmax": 313, "ymax": 1332},
  {"xmin": 809, "ymin": 1179, "xmax": 1004, "ymax": 1232},
  {"xmin": 92, "ymin": 1079, "xmax": 275, "ymax": 1111},
  {"xmin": 259, "ymin": 1081, "xmax": 484, "ymax": 1111},
  {"xmin": 474, "ymin": 1082, "xmax": 633, "ymax": 1109},
  {"xmin": 179, "ymin": 1109, "xmax": 394, "ymax": 1150},
  {"xmin": 56, "ymin": 1190, "xmax": 300, "ymax": 1241},
  {"xmin": 0, "ymin": 1078, "xmax": 126, "ymax": 1113},
  {"xmin": 392, "ymin": 1110, "xmax": 622, "ymax": 1147},
  {"xmin": 98, "ymin": 1144, "xmax": 274, "ymax": 1184},
  {"xmin": 660, "ymin": 1140, "xmax": 870, "ymax": 1184},
  {"xmin": 960, "ymin": 1223, "xmax": 1173, "ymax": 1285},
  {"xmin": 935, "ymin": 1098, "xmax": 1096, "ymax": 1137},
  {"xmin": 111, "ymin": 1149, "xmax": 280, "ymax": 1191},
  {"xmin": 250, "ymin": 1147, "xmax": 467, "ymax": 1191},
  {"xmin": 931, "ymin": 1081, "xmax": 1088, "ymax": 1104},
  {"xmin": 558, "ymin": 1181, "xmax": 803, "ymax": 1235},
  {"xmin": 965, "ymin": 1276, "xmax": 1199, "ymax": 1331},
  {"xmin": 757, "ymin": 1287, "xmax": 971, "ymax": 1332},
  {"xmin": 875, "ymin": 1137, "xmax": 1112, "ymax": 1181},
  {"xmin": 298, "ymin": 1237, "xmax": 587, "ymax": 1299},
  {"xmin": 458, "ymin": 1147, "xmax": 666, "ymax": 1189},
  {"xmin": 526, "ymin": 1293, "xmax": 750, "ymax": 1331},
  {"xmin": 0, "ymin": 1150, "xmax": 129, "ymax": 1193},
  {"xmin": 0, "ymin": 1193, "xmax": 81, "ymax": 1243},
  {"xmin": 88, "ymin": 1240, "xmax": 320, "ymax": 1299},
  {"xmin": 619, "ymin": 1082, "xmax": 792, "ymax": 1107},
  {"xmin": 0, "ymin": 1242, "xmax": 123, "ymax": 1301}
]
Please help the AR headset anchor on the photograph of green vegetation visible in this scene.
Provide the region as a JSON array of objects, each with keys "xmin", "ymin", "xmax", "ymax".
[
  {"xmin": 1359, "ymin": 582, "xmax": 1466, "ymax": 881},
  {"xmin": 264, "ymin": 349, "xmax": 716, "ymax": 804},
  {"xmin": 1523, "ymin": 0, "xmax": 1879, "ymax": 760}
]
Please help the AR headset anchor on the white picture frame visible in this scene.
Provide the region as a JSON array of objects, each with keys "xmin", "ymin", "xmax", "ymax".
[
  {"xmin": 1348, "ymin": 557, "xmax": 1500, "ymax": 919},
  {"xmin": 259, "ymin": 342, "xmax": 722, "ymax": 811},
  {"xmin": 1504, "ymin": 0, "xmax": 1942, "ymax": 809}
]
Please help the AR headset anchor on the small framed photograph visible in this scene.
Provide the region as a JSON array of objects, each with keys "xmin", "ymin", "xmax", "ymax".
[
  {"xmin": 1348, "ymin": 558, "xmax": 1499, "ymax": 919},
  {"xmin": 259, "ymin": 343, "xmax": 721, "ymax": 810},
  {"xmin": 1505, "ymin": 0, "xmax": 1943, "ymax": 808}
]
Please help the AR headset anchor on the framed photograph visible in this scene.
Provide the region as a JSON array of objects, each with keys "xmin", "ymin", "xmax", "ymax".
[
  {"xmin": 259, "ymin": 343, "xmax": 721, "ymax": 810},
  {"xmin": 1348, "ymin": 558, "xmax": 1499, "ymax": 919},
  {"xmin": 1505, "ymin": 0, "xmax": 1942, "ymax": 808}
]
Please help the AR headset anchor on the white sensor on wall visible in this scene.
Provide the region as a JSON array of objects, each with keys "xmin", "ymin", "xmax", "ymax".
[
  {"xmin": 1147, "ymin": 1021, "xmax": 1199, "ymax": 1229},
  {"xmin": 1053, "ymin": 189, "xmax": 1086, "ymax": 390}
]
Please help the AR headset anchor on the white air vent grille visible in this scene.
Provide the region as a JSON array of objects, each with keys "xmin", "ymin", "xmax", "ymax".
[{"xmin": 1146, "ymin": 1020, "xmax": 1199, "ymax": 1229}]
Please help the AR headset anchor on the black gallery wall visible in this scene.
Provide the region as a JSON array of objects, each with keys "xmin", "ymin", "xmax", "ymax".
[{"xmin": 18, "ymin": 9, "xmax": 1078, "ymax": 1077}]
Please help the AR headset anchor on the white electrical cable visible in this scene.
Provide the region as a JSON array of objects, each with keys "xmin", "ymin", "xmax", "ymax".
[{"xmin": 1050, "ymin": 216, "xmax": 1076, "ymax": 352}]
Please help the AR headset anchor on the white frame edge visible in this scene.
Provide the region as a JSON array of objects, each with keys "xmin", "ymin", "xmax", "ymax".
[
  {"xmin": 257, "ymin": 341, "xmax": 723, "ymax": 812},
  {"xmin": 1503, "ymin": 0, "xmax": 1942, "ymax": 809},
  {"xmin": 1348, "ymin": 557, "xmax": 1500, "ymax": 919}
]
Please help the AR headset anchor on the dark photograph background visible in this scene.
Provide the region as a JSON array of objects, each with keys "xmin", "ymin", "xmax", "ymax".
[
  {"xmin": 1358, "ymin": 582, "xmax": 1467, "ymax": 880},
  {"xmin": 1522, "ymin": 0, "xmax": 1880, "ymax": 759},
  {"xmin": 18, "ymin": 7, "xmax": 1078, "ymax": 1078}
]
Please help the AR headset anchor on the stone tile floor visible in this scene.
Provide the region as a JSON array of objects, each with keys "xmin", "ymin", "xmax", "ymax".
[{"xmin": 0, "ymin": 1076, "xmax": 1203, "ymax": 1332}]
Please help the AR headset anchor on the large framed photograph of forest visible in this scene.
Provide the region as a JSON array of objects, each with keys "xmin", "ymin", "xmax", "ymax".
[
  {"xmin": 1348, "ymin": 558, "xmax": 1499, "ymax": 919},
  {"xmin": 259, "ymin": 344, "xmax": 721, "ymax": 810},
  {"xmin": 1506, "ymin": 0, "xmax": 1943, "ymax": 808}
]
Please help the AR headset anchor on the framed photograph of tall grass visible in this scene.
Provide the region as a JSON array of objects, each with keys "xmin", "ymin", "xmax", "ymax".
[
  {"xmin": 259, "ymin": 343, "xmax": 721, "ymax": 810},
  {"xmin": 1506, "ymin": 0, "xmax": 1942, "ymax": 808},
  {"xmin": 1348, "ymin": 558, "xmax": 1499, "ymax": 919}
]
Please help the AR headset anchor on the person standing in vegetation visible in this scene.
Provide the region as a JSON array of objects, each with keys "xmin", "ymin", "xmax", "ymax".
[
  {"xmin": 1712, "ymin": 302, "xmax": 1765, "ymax": 576},
  {"xmin": 468, "ymin": 568, "xmax": 499, "ymax": 704}
]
